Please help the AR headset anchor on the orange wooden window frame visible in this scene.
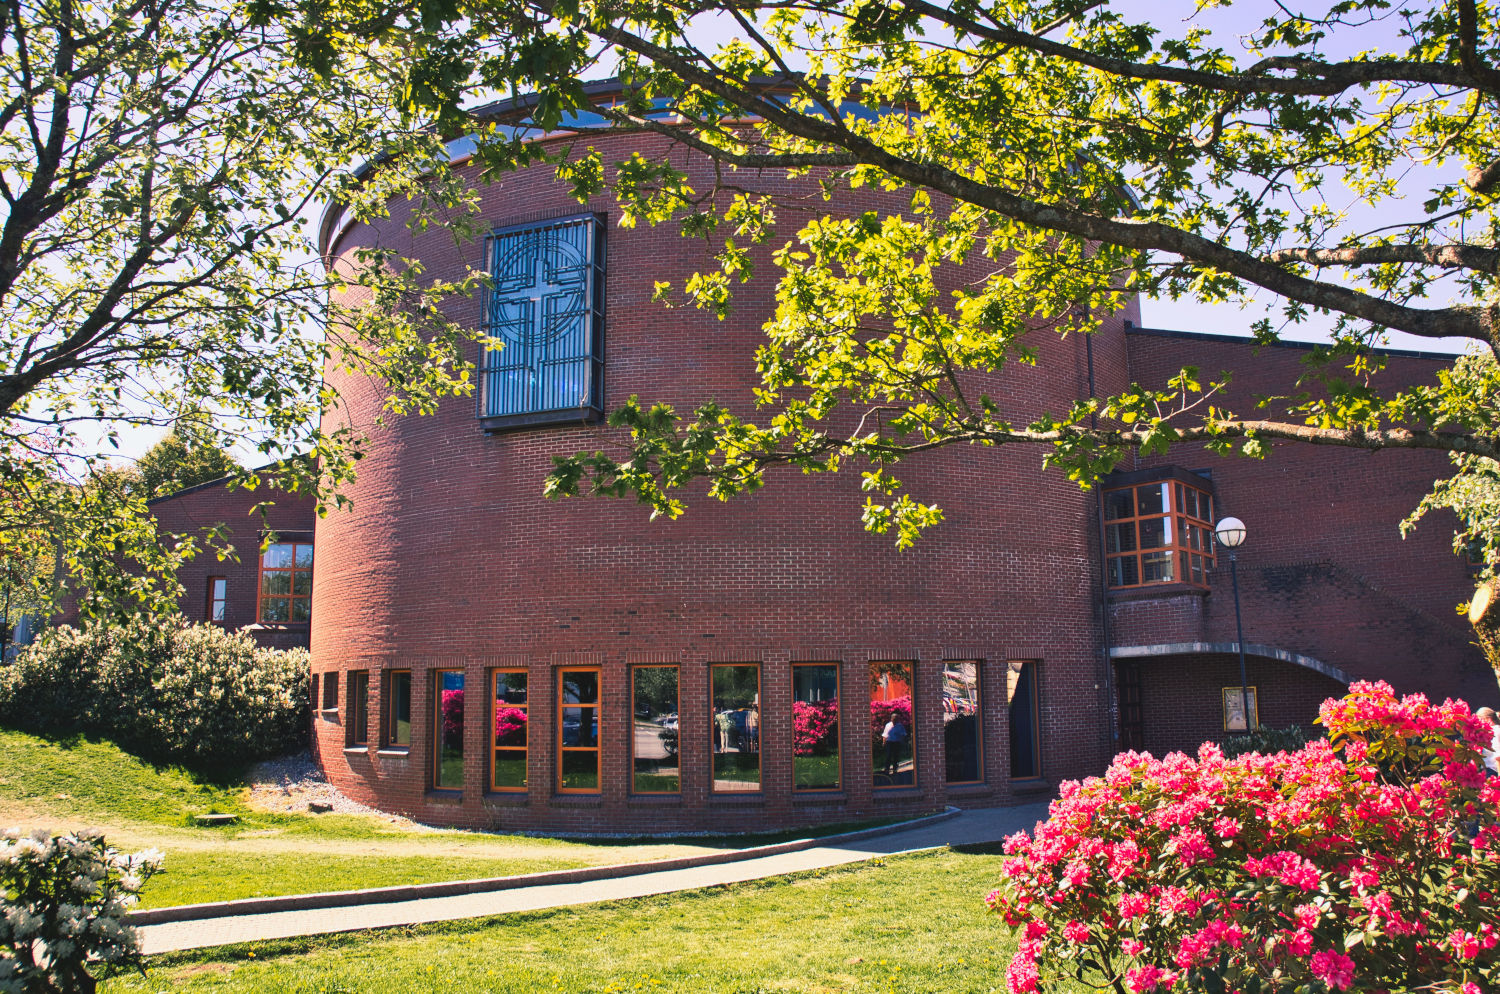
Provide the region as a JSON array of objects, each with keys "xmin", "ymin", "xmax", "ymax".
[
  {"xmin": 256, "ymin": 540, "xmax": 313, "ymax": 624},
  {"xmin": 1104, "ymin": 481, "xmax": 1215, "ymax": 589},
  {"xmin": 206, "ymin": 576, "xmax": 227, "ymax": 624},
  {"xmin": 710, "ymin": 663, "xmax": 762, "ymax": 793},
  {"xmin": 557, "ymin": 667, "xmax": 601, "ymax": 794},
  {"xmin": 385, "ymin": 669, "xmax": 412, "ymax": 747},
  {"xmin": 871, "ymin": 661, "xmax": 917, "ymax": 790},
  {"xmin": 433, "ymin": 668, "xmax": 465, "ymax": 790},
  {"xmin": 791, "ymin": 662, "xmax": 841, "ymax": 793},
  {"xmin": 348, "ymin": 670, "xmax": 370, "ymax": 746},
  {"xmin": 942, "ymin": 660, "xmax": 984, "ymax": 785},
  {"xmin": 490, "ymin": 668, "xmax": 529, "ymax": 793},
  {"xmin": 631, "ymin": 665, "xmax": 680, "ymax": 795}
]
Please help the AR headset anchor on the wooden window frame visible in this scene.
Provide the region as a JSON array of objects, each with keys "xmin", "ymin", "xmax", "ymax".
[
  {"xmin": 206, "ymin": 576, "xmax": 227, "ymax": 625},
  {"xmin": 433, "ymin": 668, "xmax": 466, "ymax": 790},
  {"xmin": 1008, "ymin": 660, "xmax": 1043, "ymax": 781},
  {"xmin": 942, "ymin": 660, "xmax": 984, "ymax": 786},
  {"xmin": 384, "ymin": 669, "xmax": 412, "ymax": 748},
  {"xmin": 1104, "ymin": 480, "xmax": 1216, "ymax": 590},
  {"xmin": 557, "ymin": 667, "xmax": 602, "ymax": 794},
  {"xmin": 631, "ymin": 665, "xmax": 680, "ymax": 795},
  {"xmin": 710, "ymin": 663, "xmax": 762, "ymax": 794},
  {"xmin": 256, "ymin": 540, "xmax": 313, "ymax": 625},
  {"xmin": 347, "ymin": 670, "xmax": 370, "ymax": 746},
  {"xmin": 791, "ymin": 662, "xmax": 841, "ymax": 793},
  {"xmin": 490, "ymin": 668, "xmax": 529, "ymax": 793}
]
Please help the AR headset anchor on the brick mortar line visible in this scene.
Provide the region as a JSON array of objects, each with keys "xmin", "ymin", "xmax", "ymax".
[{"xmin": 126, "ymin": 807, "xmax": 959, "ymax": 926}]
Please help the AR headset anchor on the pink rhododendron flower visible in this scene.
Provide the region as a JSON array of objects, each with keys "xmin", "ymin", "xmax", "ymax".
[
  {"xmin": 1309, "ymin": 949, "xmax": 1355, "ymax": 990},
  {"xmin": 1006, "ymin": 951, "xmax": 1039, "ymax": 994},
  {"xmin": 1062, "ymin": 920, "xmax": 1089, "ymax": 944}
]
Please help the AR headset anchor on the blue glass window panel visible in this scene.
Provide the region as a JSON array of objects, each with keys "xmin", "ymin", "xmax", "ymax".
[{"xmin": 479, "ymin": 215, "xmax": 603, "ymax": 419}]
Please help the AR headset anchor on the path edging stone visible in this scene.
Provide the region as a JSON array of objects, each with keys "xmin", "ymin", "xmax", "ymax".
[{"xmin": 126, "ymin": 807, "xmax": 958, "ymax": 926}]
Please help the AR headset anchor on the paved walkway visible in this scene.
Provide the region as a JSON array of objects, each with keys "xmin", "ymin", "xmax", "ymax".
[{"xmin": 137, "ymin": 802, "xmax": 1050, "ymax": 954}]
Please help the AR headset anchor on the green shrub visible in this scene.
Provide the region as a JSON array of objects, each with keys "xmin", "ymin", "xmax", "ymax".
[
  {"xmin": 1219, "ymin": 723, "xmax": 1313, "ymax": 758},
  {"xmin": 0, "ymin": 619, "xmax": 308, "ymax": 769}
]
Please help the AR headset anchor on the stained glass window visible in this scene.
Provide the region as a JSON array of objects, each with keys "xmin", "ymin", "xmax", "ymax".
[{"xmin": 479, "ymin": 214, "xmax": 605, "ymax": 425}]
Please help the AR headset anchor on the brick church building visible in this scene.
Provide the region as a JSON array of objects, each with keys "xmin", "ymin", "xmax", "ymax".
[{"xmin": 143, "ymin": 85, "xmax": 1496, "ymax": 832}]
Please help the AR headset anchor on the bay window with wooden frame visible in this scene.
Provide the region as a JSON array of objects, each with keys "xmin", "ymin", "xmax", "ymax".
[
  {"xmin": 558, "ymin": 668, "xmax": 601, "ymax": 792},
  {"xmin": 1103, "ymin": 471, "xmax": 1216, "ymax": 589},
  {"xmin": 491, "ymin": 668, "xmax": 529, "ymax": 792}
]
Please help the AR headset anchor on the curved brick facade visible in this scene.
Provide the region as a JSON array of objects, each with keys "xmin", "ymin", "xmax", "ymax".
[{"xmin": 305, "ymin": 129, "xmax": 1136, "ymax": 832}]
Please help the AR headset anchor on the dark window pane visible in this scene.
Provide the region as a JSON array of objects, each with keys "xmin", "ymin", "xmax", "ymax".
[
  {"xmin": 711, "ymin": 665, "xmax": 760, "ymax": 791},
  {"xmin": 1109, "ymin": 556, "xmax": 1139, "ymax": 587},
  {"xmin": 390, "ymin": 672, "xmax": 412, "ymax": 746},
  {"xmin": 493, "ymin": 749, "xmax": 527, "ymax": 789},
  {"xmin": 1103, "ymin": 489, "xmax": 1133, "ymax": 520},
  {"xmin": 350, "ymin": 672, "xmax": 369, "ymax": 744},
  {"xmin": 436, "ymin": 671, "xmax": 465, "ymax": 789},
  {"xmin": 1106, "ymin": 522, "xmax": 1136, "ymax": 554},
  {"xmin": 1008, "ymin": 661, "xmax": 1041, "ymax": 779},
  {"xmin": 793, "ymin": 664, "xmax": 840, "ymax": 791},
  {"xmin": 943, "ymin": 661, "xmax": 982, "ymax": 783},
  {"xmin": 1136, "ymin": 483, "xmax": 1166, "ymax": 517},
  {"xmin": 260, "ymin": 598, "xmax": 288, "ymax": 623},
  {"xmin": 291, "ymin": 598, "xmax": 311, "ymax": 623},
  {"xmin": 633, "ymin": 667, "xmax": 680, "ymax": 793},
  {"xmin": 562, "ymin": 706, "xmax": 597, "ymax": 747},
  {"xmin": 293, "ymin": 543, "xmax": 314, "ymax": 568},
  {"xmin": 560, "ymin": 750, "xmax": 599, "ymax": 791},
  {"xmin": 261, "ymin": 571, "xmax": 290, "ymax": 596},
  {"xmin": 871, "ymin": 662, "xmax": 915, "ymax": 789},
  {"xmin": 1142, "ymin": 550, "xmax": 1175, "ymax": 583},
  {"xmin": 1138, "ymin": 516, "xmax": 1168, "ymax": 550},
  {"xmin": 494, "ymin": 671, "xmax": 528, "ymax": 705},
  {"xmin": 292, "ymin": 571, "xmax": 312, "ymax": 596},
  {"xmin": 562, "ymin": 670, "xmax": 599, "ymax": 705}
]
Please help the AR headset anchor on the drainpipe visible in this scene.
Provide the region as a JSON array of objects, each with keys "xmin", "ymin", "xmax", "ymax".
[{"xmin": 1085, "ymin": 325, "xmax": 1119, "ymax": 759}]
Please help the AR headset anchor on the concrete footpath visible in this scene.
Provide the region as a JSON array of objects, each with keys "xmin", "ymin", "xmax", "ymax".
[{"xmin": 136, "ymin": 802, "xmax": 1051, "ymax": 954}]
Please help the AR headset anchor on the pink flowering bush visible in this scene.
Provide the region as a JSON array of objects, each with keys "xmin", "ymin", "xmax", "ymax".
[
  {"xmin": 441, "ymin": 688, "xmax": 463, "ymax": 742},
  {"xmin": 989, "ymin": 682, "xmax": 1500, "ymax": 993},
  {"xmin": 792, "ymin": 699, "xmax": 838, "ymax": 755},
  {"xmin": 0, "ymin": 828, "xmax": 161, "ymax": 993},
  {"xmin": 494, "ymin": 705, "xmax": 527, "ymax": 745},
  {"xmin": 869, "ymin": 696, "xmax": 912, "ymax": 736}
]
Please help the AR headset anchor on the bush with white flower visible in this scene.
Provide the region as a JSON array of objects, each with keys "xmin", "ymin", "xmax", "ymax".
[
  {"xmin": 0, "ymin": 618, "xmax": 308, "ymax": 769},
  {"xmin": 0, "ymin": 828, "xmax": 161, "ymax": 993}
]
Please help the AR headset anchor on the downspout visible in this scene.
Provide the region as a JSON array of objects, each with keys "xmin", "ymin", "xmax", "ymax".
[{"xmin": 1086, "ymin": 326, "xmax": 1120, "ymax": 758}]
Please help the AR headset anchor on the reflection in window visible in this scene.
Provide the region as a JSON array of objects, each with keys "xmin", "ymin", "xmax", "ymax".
[
  {"xmin": 559, "ymin": 668, "xmax": 601, "ymax": 792},
  {"xmin": 711, "ymin": 665, "xmax": 760, "ymax": 792},
  {"xmin": 348, "ymin": 670, "xmax": 369, "ymax": 746},
  {"xmin": 491, "ymin": 669, "xmax": 528, "ymax": 791},
  {"xmin": 1104, "ymin": 479, "xmax": 1215, "ymax": 588},
  {"xmin": 793, "ymin": 664, "xmax": 840, "ymax": 791},
  {"xmin": 632, "ymin": 666, "xmax": 680, "ymax": 793},
  {"xmin": 1008, "ymin": 660, "xmax": 1041, "ymax": 779},
  {"xmin": 435, "ymin": 670, "xmax": 465, "ymax": 789},
  {"xmin": 386, "ymin": 670, "xmax": 412, "ymax": 747},
  {"xmin": 258, "ymin": 540, "xmax": 312, "ymax": 623},
  {"xmin": 207, "ymin": 577, "xmax": 227, "ymax": 623},
  {"xmin": 943, "ymin": 661, "xmax": 982, "ymax": 783},
  {"xmin": 871, "ymin": 662, "xmax": 915, "ymax": 788}
]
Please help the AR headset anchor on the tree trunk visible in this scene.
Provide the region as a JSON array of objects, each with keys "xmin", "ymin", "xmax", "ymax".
[{"xmin": 1468, "ymin": 577, "xmax": 1500, "ymax": 689}]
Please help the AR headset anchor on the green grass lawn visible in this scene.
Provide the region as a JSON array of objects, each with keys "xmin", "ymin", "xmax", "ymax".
[
  {"xmin": 103, "ymin": 848, "xmax": 1077, "ymax": 994},
  {"xmin": 0, "ymin": 728, "xmax": 909, "ymax": 909}
]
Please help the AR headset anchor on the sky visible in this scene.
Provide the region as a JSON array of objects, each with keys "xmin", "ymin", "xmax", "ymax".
[{"xmin": 103, "ymin": 0, "xmax": 1474, "ymax": 464}]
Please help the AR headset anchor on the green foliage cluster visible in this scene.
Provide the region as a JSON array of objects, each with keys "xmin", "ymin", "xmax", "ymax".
[
  {"xmin": 1218, "ymin": 723, "xmax": 1312, "ymax": 760},
  {"xmin": 0, "ymin": 620, "xmax": 308, "ymax": 770}
]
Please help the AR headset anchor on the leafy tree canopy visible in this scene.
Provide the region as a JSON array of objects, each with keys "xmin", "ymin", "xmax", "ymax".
[
  {"xmin": 289, "ymin": 0, "xmax": 1500, "ymax": 553},
  {"xmin": 0, "ymin": 0, "xmax": 484, "ymax": 617}
]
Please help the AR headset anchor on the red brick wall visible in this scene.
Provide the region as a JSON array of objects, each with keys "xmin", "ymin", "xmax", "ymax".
[
  {"xmin": 145, "ymin": 479, "xmax": 316, "ymax": 651},
  {"xmin": 1115, "ymin": 328, "xmax": 1496, "ymax": 742},
  {"xmin": 309, "ymin": 131, "xmax": 1132, "ymax": 831}
]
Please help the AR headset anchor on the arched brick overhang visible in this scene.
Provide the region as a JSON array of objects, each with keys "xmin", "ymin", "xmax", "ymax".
[{"xmin": 1109, "ymin": 642, "xmax": 1352, "ymax": 686}]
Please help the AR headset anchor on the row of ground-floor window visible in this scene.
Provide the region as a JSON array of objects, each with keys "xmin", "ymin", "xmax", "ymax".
[{"xmin": 312, "ymin": 660, "xmax": 1045, "ymax": 794}]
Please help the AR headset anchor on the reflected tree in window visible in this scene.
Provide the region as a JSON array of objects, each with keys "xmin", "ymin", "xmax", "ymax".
[
  {"xmin": 871, "ymin": 662, "xmax": 915, "ymax": 788},
  {"xmin": 793, "ymin": 664, "xmax": 839, "ymax": 791},
  {"xmin": 711, "ymin": 664, "xmax": 760, "ymax": 792},
  {"xmin": 559, "ymin": 668, "xmax": 600, "ymax": 791},
  {"xmin": 436, "ymin": 670, "xmax": 465, "ymax": 789}
]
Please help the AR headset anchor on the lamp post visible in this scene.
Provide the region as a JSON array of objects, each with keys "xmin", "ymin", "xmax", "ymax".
[{"xmin": 1214, "ymin": 516, "xmax": 1254, "ymax": 731}]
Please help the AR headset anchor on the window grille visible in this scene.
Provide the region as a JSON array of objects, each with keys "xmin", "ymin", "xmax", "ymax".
[{"xmin": 478, "ymin": 214, "xmax": 605, "ymax": 426}]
